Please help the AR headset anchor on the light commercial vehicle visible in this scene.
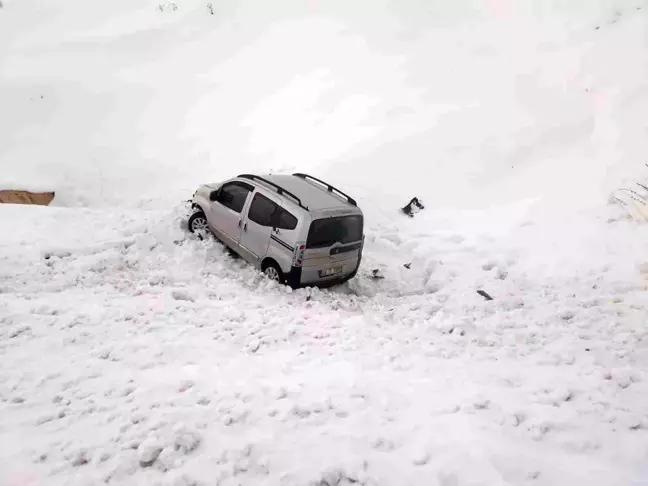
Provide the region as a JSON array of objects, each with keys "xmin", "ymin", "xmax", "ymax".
[{"xmin": 188, "ymin": 173, "xmax": 364, "ymax": 288}]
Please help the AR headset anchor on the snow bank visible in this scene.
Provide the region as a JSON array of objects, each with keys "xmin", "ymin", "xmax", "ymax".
[{"xmin": 0, "ymin": 0, "xmax": 646, "ymax": 211}]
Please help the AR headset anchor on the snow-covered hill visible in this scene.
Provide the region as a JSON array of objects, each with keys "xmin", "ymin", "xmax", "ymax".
[
  {"xmin": 1, "ymin": 0, "xmax": 647, "ymax": 211},
  {"xmin": 1, "ymin": 0, "xmax": 648, "ymax": 485}
]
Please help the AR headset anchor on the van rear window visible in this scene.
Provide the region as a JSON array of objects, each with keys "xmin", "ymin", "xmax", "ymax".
[{"xmin": 306, "ymin": 215, "xmax": 363, "ymax": 249}]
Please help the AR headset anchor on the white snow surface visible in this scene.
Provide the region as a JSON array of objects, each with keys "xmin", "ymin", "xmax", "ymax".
[
  {"xmin": 2, "ymin": 0, "xmax": 648, "ymax": 485},
  {"xmin": 2, "ymin": 203, "xmax": 648, "ymax": 485}
]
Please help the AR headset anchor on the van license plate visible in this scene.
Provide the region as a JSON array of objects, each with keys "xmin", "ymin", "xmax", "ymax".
[{"xmin": 319, "ymin": 266, "xmax": 343, "ymax": 278}]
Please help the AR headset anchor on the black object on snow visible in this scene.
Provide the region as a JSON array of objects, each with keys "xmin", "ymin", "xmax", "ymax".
[
  {"xmin": 403, "ymin": 262, "xmax": 412, "ymax": 269},
  {"xmin": 402, "ymin": 197, "xmax": 425, "ymax": 217},
  {"xmin": 371, "ymin": 269, "xmax": 385, "ymax": 279},
  {"xmin": 477, "ymin": 290, "xmax": 494, "ymax": 301}
]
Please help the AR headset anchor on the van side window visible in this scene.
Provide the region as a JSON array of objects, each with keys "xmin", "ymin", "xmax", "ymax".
[
  {"xmin": 216, "ymin": 182, "xmax": 253, "ymax": 213},
  {"xmin": 248, "ymin": 193, "xmax": 279, "ymax": 226},
  {"xmin": 274, "ymin": 207, "xmax": 297, "ymax": 230}
]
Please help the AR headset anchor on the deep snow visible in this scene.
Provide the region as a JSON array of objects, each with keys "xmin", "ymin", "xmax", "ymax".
[
  {"xmin": 2, "ymin": 204, "xmax": 648, "ymax": 485},
  {"xmin": 2, "ymin": 0, "xmax": 648, "ymax": 484}
]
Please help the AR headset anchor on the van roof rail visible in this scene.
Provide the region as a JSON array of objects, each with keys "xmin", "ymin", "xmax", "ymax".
[
  {"xmin": 292, "ymin": 173, "xmax": 357, "ymax": 206},
  {"xmin": 238, "ymin": 174, "xmax": 309, "ymax": 210}
]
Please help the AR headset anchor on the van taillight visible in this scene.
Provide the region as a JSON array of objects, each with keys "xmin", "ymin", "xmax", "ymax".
[{"xmin": 293, "ymin": 243, "xmax": 306, "ymax": 267}]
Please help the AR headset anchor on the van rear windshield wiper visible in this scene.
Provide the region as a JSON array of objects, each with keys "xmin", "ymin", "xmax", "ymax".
[{"xmin": 308, "ymin": 240, "xmax": 338, "ymax": 249}]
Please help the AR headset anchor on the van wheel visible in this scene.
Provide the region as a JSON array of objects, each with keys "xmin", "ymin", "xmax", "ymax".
[
  {"xmin": 188, "ymin": 211, "xmax": 209, "ymax": 240},
  {"xmin": 263, "ymin": 261, "xmax": 285, "ymax": 284}
]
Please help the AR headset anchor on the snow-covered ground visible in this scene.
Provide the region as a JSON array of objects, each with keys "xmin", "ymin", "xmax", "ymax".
[
  {"xmin": 2, "ymin": 203, "xmax": 648, "ymax": 485},
  {"xmin": 2, "ymin": 0, "xmax": 648, "ymax": 484}
]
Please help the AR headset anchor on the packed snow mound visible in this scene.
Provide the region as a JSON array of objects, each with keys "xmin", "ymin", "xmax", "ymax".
[{"xmin": 0, "ymin": 0, "xmax": 646, "ymax": 212}]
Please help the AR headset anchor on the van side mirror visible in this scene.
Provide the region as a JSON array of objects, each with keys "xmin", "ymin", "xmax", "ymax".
[{"xmin": 209, "ymin": 190, "xmax": 219, "ymax": 202}]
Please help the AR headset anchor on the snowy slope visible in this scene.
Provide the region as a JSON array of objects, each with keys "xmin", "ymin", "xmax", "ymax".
[
  {"xmin": 2, "ymin": 0, "xmax": 648, "ymax": 485},
  {"xmin": 1, "ymin": 0, "xmax": 647, "ymax": 211}
]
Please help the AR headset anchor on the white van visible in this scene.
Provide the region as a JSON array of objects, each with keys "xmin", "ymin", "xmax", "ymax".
[{"xmin": 188, "ymin": 173, "xmax": 364, "ymax": 288}]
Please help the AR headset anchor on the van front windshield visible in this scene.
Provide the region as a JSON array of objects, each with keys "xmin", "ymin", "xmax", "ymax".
[{"xmin": 306, "ymin": 215, "xmax": 363, "ymax": 249}]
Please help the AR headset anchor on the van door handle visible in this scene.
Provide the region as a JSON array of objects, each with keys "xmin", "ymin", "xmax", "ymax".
[
  {"xmin": 243, "ymin": 222, "xmax": 248, "ymax": 232},
  {"xmin": 238, "ymin": 218, "xmax": 242, "ymax": 228}
]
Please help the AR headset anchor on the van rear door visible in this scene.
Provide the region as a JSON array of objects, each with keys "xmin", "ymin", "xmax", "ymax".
[{"xmin": 301, "ymin": 215, "xmax": 363, "ymax": 277}]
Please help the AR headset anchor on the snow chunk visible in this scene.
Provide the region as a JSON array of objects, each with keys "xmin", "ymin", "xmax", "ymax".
[
  {"xmin": 171, "ymin": 289, "xmax": 195, "ymax": 302},
  {"xmin": 138, "ymin": 438, "xmax": 163, "ymax": 468},
  {"xmin": 173, "ymin": 425, "xmax": 201, "ymax": 455}
]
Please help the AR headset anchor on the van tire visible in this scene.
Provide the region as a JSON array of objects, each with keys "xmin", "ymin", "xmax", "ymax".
[
  {"xmin": 188, "ymin": 211, "xmax": 210, "ymax": 240},
  {"xmin": 262, "ymin": 260, "xmax": 285, "ymax": 285}
]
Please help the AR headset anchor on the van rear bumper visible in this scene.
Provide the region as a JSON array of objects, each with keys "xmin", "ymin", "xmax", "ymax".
[{"xmin": 287, "ymin": 253, "xmax": 362, "ymax": 289}]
